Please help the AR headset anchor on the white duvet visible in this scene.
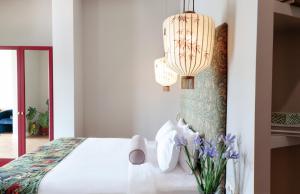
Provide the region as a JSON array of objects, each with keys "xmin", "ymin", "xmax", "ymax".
[{"xmin": 38, "ymin": 138, "xmax": 197, "ymax": 194}]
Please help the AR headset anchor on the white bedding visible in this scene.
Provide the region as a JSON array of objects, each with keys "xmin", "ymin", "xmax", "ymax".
[
  {"xmin": 128, "ymin": 141, "xmax": 197, "ymax": 194},
  {"xmin": 38, "ymin": 138, "xmax": 197, "ymax": 194}
]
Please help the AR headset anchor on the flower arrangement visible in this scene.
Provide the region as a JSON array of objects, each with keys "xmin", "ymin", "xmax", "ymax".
[{"xmin": 175, "ymin": 133, "xmax": 239, "ymax": 194}]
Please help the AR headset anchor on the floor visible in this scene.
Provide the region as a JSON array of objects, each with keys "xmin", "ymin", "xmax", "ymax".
[{"xmin": 0, "ymin": 133, "xmax": 49, "ymax": 158}]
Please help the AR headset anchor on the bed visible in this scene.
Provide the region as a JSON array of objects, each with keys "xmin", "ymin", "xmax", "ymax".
[
  {"xmin": 0, "ymin": 24, "xmax": 228, "ymax": 194},
  {"xmin": 0, "ymin": 138, "xmax": 197, "ymax": 194}
]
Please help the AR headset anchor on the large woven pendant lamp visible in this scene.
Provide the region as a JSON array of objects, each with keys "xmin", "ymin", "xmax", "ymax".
[
  {"xmin": 163, "ymin": 0, "xmax": 215, "ymax": 89},
  {"xmin": 154, "ymin": 57, "xmax": 178, "ymax": 92}
]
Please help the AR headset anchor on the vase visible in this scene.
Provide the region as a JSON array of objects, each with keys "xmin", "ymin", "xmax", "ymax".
[{"xmin": 39, "ymin": 127, "xmax": 49, "ymax": 136}]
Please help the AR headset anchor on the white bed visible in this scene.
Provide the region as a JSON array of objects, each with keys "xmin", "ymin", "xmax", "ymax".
[{"xmin": 38, "ymin": 138, "xmax": 198, "ymax": 194}]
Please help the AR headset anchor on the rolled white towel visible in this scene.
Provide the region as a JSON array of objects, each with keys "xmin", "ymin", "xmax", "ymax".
[{"xmin": 129, "ymin": 135, "xmax": 146, "ymax": 165}]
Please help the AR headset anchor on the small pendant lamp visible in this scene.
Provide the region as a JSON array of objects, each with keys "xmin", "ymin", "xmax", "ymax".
[
  {"xmin": 154, "ymin": 57, "xmax": 178, "ymax": 92},
  {"xmin": 163, "ymin": 0, "xmax": 215, "ymax": 89}
]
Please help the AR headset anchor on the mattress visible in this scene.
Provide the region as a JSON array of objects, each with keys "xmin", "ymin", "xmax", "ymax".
[{"xmin": 38, "ymin": 138, "xmax": 197, "ymax": 194}]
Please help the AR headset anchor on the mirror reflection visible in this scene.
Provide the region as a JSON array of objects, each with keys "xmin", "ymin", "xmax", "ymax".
[{"xmin": 25, "ymin": 50, "xmax": 50, "ymax": 153}]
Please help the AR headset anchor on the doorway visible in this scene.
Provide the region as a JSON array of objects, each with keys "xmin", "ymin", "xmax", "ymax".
[{"xmin": 0, "ymin": 46, "xmax": 53, "ymax": 166}]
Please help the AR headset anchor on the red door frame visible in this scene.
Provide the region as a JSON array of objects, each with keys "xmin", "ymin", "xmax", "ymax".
[{"xmin": 0, "ymin": 46, "xmax": 54, "ymax": 165}]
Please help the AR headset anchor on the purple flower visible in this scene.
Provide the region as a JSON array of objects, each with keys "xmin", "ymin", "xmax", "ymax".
[
  {"xmin": 222, "ymin": 149, "xmax": 239, "ymax": 159},
  {"xmin": 174, "ymin": 135, "xmax": 188, "ymax": 148},
  {"xmin": 194, "ymin": 135, "xmax": 204, "ymax": 146},
  {"xmin": 202, "ymin": 141, "xmax": 218, "ymax": 158},
  {"xmin": 222, "ymin": 134, "xmax": 236, "ymax": 146},
  {"xmin": 198, "ymin": 147, "xmax": 204, "ymax": 157}
]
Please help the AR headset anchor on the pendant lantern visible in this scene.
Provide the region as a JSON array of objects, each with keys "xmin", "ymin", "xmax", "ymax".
[
  {"xmin": 154, "ymin": 57, "xmax": 178, "ymax": 92},
  {"xmin": 163, "ymin": 0, "xmax": 215, "ymax": 89}
]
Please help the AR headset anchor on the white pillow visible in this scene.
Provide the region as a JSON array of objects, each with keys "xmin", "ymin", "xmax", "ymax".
[
  {"xmin": 155, "ymin": 120, "xmax": 176, "ymax": 142},
  {"xmin": 157, "ymin": 130, "xmax": 180, "ymax": 172},
  {"xmin": 177, "ymin": 118, "xmax": 190, "ymax": 135},
  {"xmin": 178, "ymin": 125, "xmax": 199, "ymax": 174}
]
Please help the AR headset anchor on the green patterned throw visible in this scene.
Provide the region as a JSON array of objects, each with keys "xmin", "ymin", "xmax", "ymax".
[{"xmin": 0, "ymin": 138, "xmax": 85, "ymax": 194}]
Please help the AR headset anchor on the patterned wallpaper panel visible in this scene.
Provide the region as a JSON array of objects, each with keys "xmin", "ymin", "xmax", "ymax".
[{"xmin": 180, "ymin": 23, "xmax": 228, "ymax": 139}]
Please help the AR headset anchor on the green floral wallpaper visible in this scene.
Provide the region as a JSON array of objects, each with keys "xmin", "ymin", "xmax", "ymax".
[{"xmin": 180, "ymin": 23, "xmax": 228, "ymax": 139}]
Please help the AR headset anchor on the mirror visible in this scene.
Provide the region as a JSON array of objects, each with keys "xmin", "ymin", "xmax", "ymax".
[{"xmin": 25, "ymin": 50, "xmax": 50, "ymax": 153}]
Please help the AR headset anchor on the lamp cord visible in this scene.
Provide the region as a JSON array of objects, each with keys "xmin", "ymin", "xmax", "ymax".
[
  {"xmin": 193, "ymin": 0, "xmax": 195, "ymax": 12},
  {"xmin": 183, "ymin": 0, "xmax": 195, "ymax": 13}
]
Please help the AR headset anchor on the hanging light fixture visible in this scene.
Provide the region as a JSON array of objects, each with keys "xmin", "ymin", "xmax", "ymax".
[
  {"xmin": 163, "ymin": 0, "xmax": 215, "ymax": 89},
  {"xmin": 154, "ymin": 57, "xmax": 178, "ymax": 92}
]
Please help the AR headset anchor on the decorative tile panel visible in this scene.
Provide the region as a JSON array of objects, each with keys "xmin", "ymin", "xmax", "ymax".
[
  {"xmin": 180, "ymin": 23, "xmax": 228, "ymax": 138},
  {"xmin": 272, "ymin": 112, "xmax": 300, "ymax": 127}
]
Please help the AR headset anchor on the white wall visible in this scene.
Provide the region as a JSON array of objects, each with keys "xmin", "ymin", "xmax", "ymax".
[
  {"xmin": 81, "ymin": 0, "xmax": 181, "ymax": 139},
  {"xmin": 0, "ymin": 0, "xmax": 52, "ymax": 46},
  {"xmin": 52, "ymin": 0, "xmax": 75, "ymax": 138},
  {"xmin": 225, "ymin": 0, "xmax": 258, "ymax": 193},
  {"xmin": 0, "ymin": 50, "xmax": 18, "ymax": 136},
  {"xmin": 195, "ymin": 0, "xmax": 228, "ymax": 25},
  {"xmin": 52, "ymin": 0, "xmax": 84, "ymax": 138},
  {"xmin": 74, "ymin": 0, "xmax": 84, "ymax": 137},
  {"xmin": 0, "ymin": 51, "xmax": 18, "ymax": 111},
  {"xmin": 25, "ymin": 51, "xmax": 49, "ymax": 113},
  {"xmin": 39, "ymin": 52, "xmax": 50, "ymax": 112},
  {"xmin": 195, "ymin": 0, "xmax": 270, "ymax": 194},
  {"xmin": 25, "ymin": 51, "xmax": 49, "ymax": 111}
]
